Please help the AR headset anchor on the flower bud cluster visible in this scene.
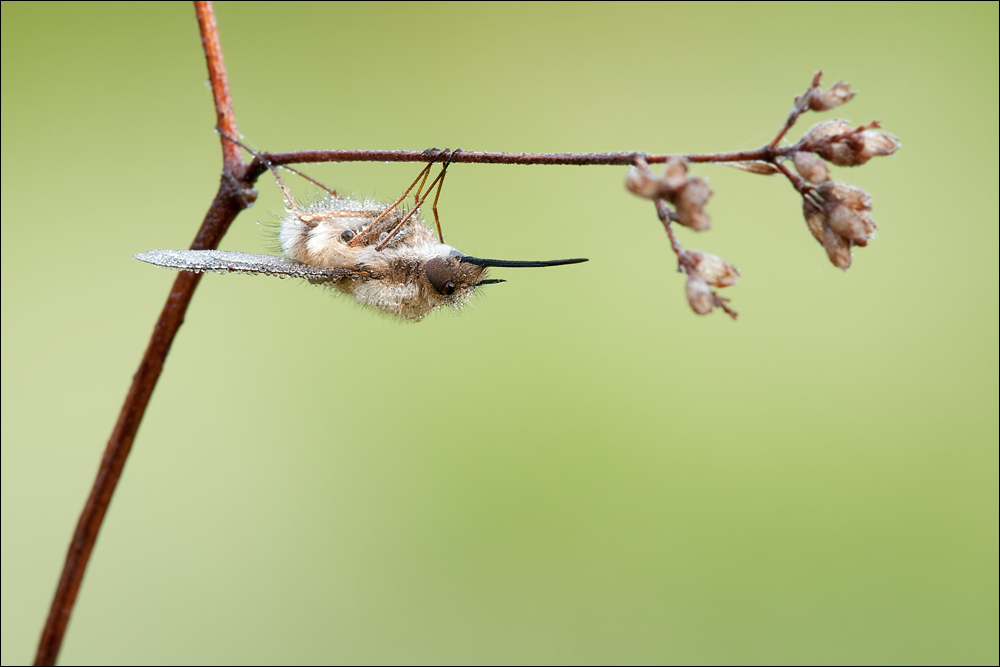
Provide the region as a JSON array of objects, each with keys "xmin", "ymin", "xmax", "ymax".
[
  {"xmin": 626, "ymin": 157, "xmax": 713, "ymax": 231},
  {"xmin": 788, "ymin": 89, "xmax": 897, "ymax": 271},
  {"xmin": 801, "ymin": 119, "xmax": 901, "ymax": 167},
  {"xmin": 684, "ymin": 251, "xmax": 740, "ymax": 316},
  {"xmin": 803, "ymin": 182, "xmax": 877, "ymax": 270},
  {"xmin": 622, "ymin": 72, "xmax": 898, "ymax": 317}
]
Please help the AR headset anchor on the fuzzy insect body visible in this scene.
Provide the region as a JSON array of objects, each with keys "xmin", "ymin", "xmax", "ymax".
[
  {"xmin": 136, "ymin": 155, "xmax": 586, "ymax": 321},
  {"xmin": 277, "ymin": 195, "xmax": 496, "ymax": 321}
]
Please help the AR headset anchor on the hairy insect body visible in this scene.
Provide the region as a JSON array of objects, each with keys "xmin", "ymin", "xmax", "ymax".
[
  {"xmin": 135, "ymin": 158, "xmax": 586, "ymax": 321},
  {"xmin": 279, "ymin": 197, "xmax": 487, "ymax": 321}
]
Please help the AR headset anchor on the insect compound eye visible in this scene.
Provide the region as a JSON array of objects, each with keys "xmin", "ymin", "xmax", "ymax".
[
  {"xmin": 424, "ymin": 256, "xmax": 459, "ymax": 296},
  {"xmin": 340, "ymin": 229, "xmax": 356, "ymax": 243}
]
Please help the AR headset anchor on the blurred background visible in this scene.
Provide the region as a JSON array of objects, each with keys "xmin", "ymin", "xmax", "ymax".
[{"xmin": 2, "ymin": 2, "xmax": 996, "ymax": 664}]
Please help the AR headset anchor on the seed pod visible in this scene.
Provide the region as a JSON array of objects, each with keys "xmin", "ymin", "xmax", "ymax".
[
  {"xmin": 625, "ymin": 168, "xmax": 663, "ymax": 200},
  {"xmin": 805, "ymin": 122, "xmax": 901, "ymax": 167},
  {"xmin": 627, "ymin": 157, "xmax": 713, "ymax": 231},
  {"xmin": 661, "ymin": 157, "xmax": 689, "ymax": 191},
  {"xmin": 856, "ymin": 130, "xmax": 901, "ymax": 161},
  {"xmin": 820, "ymin": 181, "xmax": 871, "ymax": 210},
  {"xmin": 818, "ymin": 140, "xmax": 862, "ymax": 167},
  {"xmin": 827, "ymin": 203, "xmax": 871, "ymax": 244},
  {"xmin": 792, "ymin": 152, "xmax": 830, "ymax": 184},
  {"xmin": 685, "ymin": 273, "xmax": 715, "ymax": 315},
  {"xmin": 808, "ymin": 80, "xmax": 856, "ymax": 111},
  {"xmin": 822, "ymin": 224, "xmax": 852, "ymax": 271},
  {"xmin": 688, "ymin": 250, "xmax": 740, "ymax": 288},
  {"xmin": 803, "ymin": 119, "xmax": 853, "ymax": 144},
  {"xmin": 818, "ymin": 182, "xmax": 876, "ymax": 244},
  {"xmin": 725, "ymin": 161, "xmax": 781, "ymax": 175},
  {"xmin": 802, "ymin": 198, "xmax": 827, "ymax": 245},
  {"xmin": 802, "ymin": 119, "xmax": 866, "ymax": 167},
  {"xmin": 674, "ymin": 176, "xmax": 713, "ymax": 231}
]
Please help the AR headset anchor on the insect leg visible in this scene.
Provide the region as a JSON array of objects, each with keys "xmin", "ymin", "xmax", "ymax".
[
  {"xmin": 276, "ymin": 164, "xmax": 340, "ymax": 199},
  {"xmin": 218, "ymin": 131, "xmax": 304, "ymax": 217},
  {"xmin": 430, "ymin": 148, "xmax": 460, "ymax": 243},
  {"xmin": 374, "ymin": 150, "xmax": 458, "ymax": 251},
  {"xmin": 413, "ymin": 154, "xmax": 436, "ymax": 203},
  {"xmin": 350, "ymin": 150, "xmax": 444, "ymax": 247}
]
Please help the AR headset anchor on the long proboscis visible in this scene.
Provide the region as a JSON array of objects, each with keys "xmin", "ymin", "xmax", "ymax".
[{"xmin": 460, "ymin": 256, "xmax": 588, "ymax": 268}]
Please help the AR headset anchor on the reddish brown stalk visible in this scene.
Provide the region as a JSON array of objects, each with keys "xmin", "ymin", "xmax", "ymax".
[
  {"xmin": 196, "ymin": 1, "xmax": 242, "ymax": 173},
  {"xmin": 773, "ymin": 159, "xmax": 812, "ymax": 195},
  {"xmin": 654, "ymin": 201, "xmax": 687, "ymax": 262},
  {"xmin": 246, "ymin": 146, "xmax": 798, "ymax": 178},
  {"xmin": 33, "ymin": 3, "xmax": 254, "ymax": 664},
  {"xmin": 769, "ymin": 70, "xmax": 824, "ymax": 149}
]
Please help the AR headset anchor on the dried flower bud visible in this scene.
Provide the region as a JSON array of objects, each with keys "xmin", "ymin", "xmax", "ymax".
[
  {"xmin": 803, "ymin": 119, "xmax": 853, "ymax": 144},
  {"xmin": 661, "ymin": 157, "xmax": 689, "ymax": 191},
  {"xmin": 803, "ymin": 193, "xmax": 861, "ymax": 270},
  {"xmin": 625, "ymin": 158, "xmax": 713, "ymax": 231},
  {"xmin": 801, "ymin": 119, "xmax": 860, "ymax": 166},
  {"xmin": 802, "ymin": 198, "xmax": 827, "ymax": 245},
  {"xmin": 688, "ymin": 250, "xmax": 740, "ymax": 288},
  {"xmin": 625, "ymin": 168, "xmax": 662, "ymax": 199},
  {"xmin": 817, "ymin": 143, "xmax": 858, "ymax": 167},
  {"xmin": 725, "ymin": 161, "xmax": 781, "ymax": 175},
  {"xmin": 803, "ymin": 120, "xmax": 901, "ymax": 167},
  {"xmin": 856, "ymin": 130, "xmax": 901, "ymax": 161},
  {"xmin": 822, "ymin": 223, "xmax": 852, "ymax": 271},
  {"xmin": 820, "ymin": 181, "xmax": 870, "ymax": 210},
  {"xmin": 818, "ymin": 182, "xmax": 876, "ymax": 245},
  {"xmin": 674, "ymin": 175, "xmax": 712, "ymax": 231},
  {"xmin": 685, "ymin": 273, "xmax": 715, "ymax": 315},
  {"xmin": 808, "ymin": 80, "xmax": 856, "ymax": 111},
  {"xmin": 792, "ymin": 152, "xmax": 830, "ymax": 184},
  {"xmin": 676, "ymin": 204, "xmax": 711, "ymax": 231}
]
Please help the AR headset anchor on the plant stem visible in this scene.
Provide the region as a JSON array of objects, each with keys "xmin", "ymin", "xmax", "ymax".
[
  {"xmin": 244, "ymin": 146, "xmax": 794, "ymax": 180},
  {"xmin": 33, "ymin": 3, "xmax": 252, "ymax": 664}
]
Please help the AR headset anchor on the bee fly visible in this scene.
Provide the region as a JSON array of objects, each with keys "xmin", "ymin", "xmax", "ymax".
[{"xmin": 136, "ymin": 144, "xmax": 587, "ymax": 321}]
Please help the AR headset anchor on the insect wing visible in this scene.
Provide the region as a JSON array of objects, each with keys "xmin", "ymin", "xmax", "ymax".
[{"xmin": 134, "ymin": 249, "xmax": 358, "ymax": 280}]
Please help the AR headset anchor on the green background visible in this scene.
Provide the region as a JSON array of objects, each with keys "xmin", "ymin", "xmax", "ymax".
[{"xmin": 2, "ymin": 2, "xmax": 997, "ymax": 664}]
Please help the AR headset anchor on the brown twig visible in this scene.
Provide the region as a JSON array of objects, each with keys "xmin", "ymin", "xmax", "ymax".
[
  {"xmin": 197, "ymin": 1, "xmax": 242, "ymax": 173},
  {"xmin": 769, "ymin": 70, "xmax": 824, "ymax": 149},
  {"xmin": 773, "ymin": 159, "xmax": 812, "ymax": 195},
  {"xmin": 33, "ymin": 3, "xmax": 254, "ymax": 664},
  {"xmin": 245, "ymin": 146, "xmax": 802, "ymax": 180}
]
